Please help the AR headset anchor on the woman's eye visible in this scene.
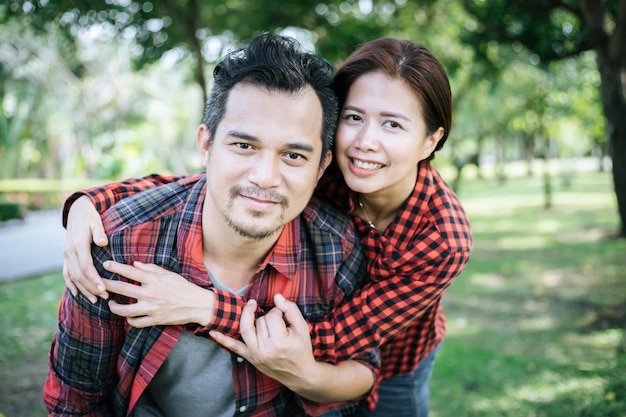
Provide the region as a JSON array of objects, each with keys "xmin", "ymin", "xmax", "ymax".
[
  {"xmin": 343, "ymin": 114, "xmax": 362, "ymax": 122},
  {"xmin": 236, "ymin": 143, "xmax": 251, "ymax": 149}
]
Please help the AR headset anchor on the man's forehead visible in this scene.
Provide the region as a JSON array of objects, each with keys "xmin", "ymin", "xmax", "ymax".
[{"xmin": 220, "ymin": 83, "xmax": 324, "ymax": 147}]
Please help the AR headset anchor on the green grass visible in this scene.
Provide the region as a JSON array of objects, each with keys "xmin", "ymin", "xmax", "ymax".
[
  {"xmin": 431, "ymin": 169, "xmax": 626, "ymax": 417},
  {"xmin": 0, "ymin": 273, "xmax": 65, "ymax": 417},
  {"xmin": 0, "ymin": 167, "xmax": 624, "ymax": 417}
]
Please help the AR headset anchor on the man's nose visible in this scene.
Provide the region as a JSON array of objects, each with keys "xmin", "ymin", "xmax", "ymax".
[{"xmin": 248, "ymin": 154, "xmax": 281, "ymax": 188}]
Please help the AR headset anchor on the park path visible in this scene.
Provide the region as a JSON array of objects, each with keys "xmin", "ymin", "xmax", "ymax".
[{"xmin": 0, "ymin": 210, "xmax": 65, "ymax": 282}]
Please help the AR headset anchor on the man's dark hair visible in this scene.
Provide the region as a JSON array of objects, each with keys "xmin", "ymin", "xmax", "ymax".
[{"xmin": 203, "ymin": 33, "xmax": 338, "ymax": 165}]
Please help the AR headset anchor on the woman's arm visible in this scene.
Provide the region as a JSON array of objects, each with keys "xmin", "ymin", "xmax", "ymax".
[
  {"xmin": 62, "ymin": 175, "xmax": 182, "ymax": 301},
  {"xmin": 64, "ymin": 175, "xmax": 470, "ymax": 365}
]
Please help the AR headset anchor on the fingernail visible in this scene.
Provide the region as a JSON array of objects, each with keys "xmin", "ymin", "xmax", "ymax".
[
  {"xmin": 247, "ymin": 299, "xmax": 257, "ymax": 306},
  {"xmin": 275, "ymin": 293, "xmax": 285, "ymax": 302},
  {"xmin": 134, "ymin": 261, "xmax": 144, "ymax": 266},
  {"xmin": 103, "ymin": 261, "xmax": 110, "ymax": 268}
]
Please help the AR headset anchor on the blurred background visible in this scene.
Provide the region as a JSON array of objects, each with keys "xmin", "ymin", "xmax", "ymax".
[{"xmin": 0, "ymin": 1, "xmax": 625, "ymax": 416}]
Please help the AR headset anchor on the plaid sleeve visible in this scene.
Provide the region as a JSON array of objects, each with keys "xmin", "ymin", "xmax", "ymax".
[
  {"xmin": 194, "ymin": 288, "xmax": 248, "ymax": 337},
  {"xmin": 309, "ymin": 246, "xmax": 471, "ymax": 363},
  {"xmin": 61, "ymin": 174, "xmax": 182, "ymax": 227},
  {"xmin": 43, "ymin": 246, "xmax": 124, "ymax": 416}
]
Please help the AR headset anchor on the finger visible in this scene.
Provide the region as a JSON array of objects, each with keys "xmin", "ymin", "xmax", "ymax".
[
  {"xmin": 103, "ymin": 261, "xmax": 148, "ymax": 284},
  {"xmin": 273, "ymin": 293, "xmax": 308, "ymax": 332},
  {"xmin": 78, "ymin": 260, "xmax": 108, "ymax": 298},
  {"xmin": 91, "ymin": 222, "xmax": 108, "ymax": 247},
  {"xmin": 262, "ymin": 308, "xmax": 289, "ymax": 337},
  {"xmin": 63, "ymin": 246, "xmax": 104, "ymax": 301},
  {"xmin": 108, "ymin": 299, "xmax": 144, "ymax": 318},
  {"xmin": 103, "ymin": 279, "xmax": 142, "ymax": 299},
  {"xmin": 125, "ymin": 316, "xmax": 153, "ymax": 328},
  {"xmin": 132, "ymin": 261, "xmax": 168, "ymax": 274},
  {"xmin": 239, "ymin": 300, "xmax": 260, "ymax": 352},
  {"xmin": 62, "ymin": 264, "xmax": 79, "ymax": 298},
  {"xmin": 209, "ymin": 331, "xmax": 251, "ymax": 358}
]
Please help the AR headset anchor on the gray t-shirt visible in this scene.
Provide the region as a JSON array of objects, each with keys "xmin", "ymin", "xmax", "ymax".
[{"xmin": 133, "ymin": 273, "xmax": 248, "ymax": 417}]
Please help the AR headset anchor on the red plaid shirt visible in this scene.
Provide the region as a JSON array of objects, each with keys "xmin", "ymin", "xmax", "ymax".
[
  {"xmin": 46, "ymin": 174, "xmax": 374, "ymax": 417},
  {"xmin": 314, "ymin": 161, "xmax": 472, "ymax": 405},
  {"xmin": 60, "ymin": 160, "xmax": 471, "ymax": 409}
]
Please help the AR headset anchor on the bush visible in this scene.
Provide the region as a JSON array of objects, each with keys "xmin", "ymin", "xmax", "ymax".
[{"xmin": 0, "ymin": 200, "xmax": 25, "ymax": 222}]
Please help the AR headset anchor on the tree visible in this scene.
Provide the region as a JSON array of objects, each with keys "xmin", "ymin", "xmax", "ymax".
[
  {"xmin": 462, "ymin": 0, "xmax": 626, "ymax": 236},
  {"xmin": 1, "ymin": 0, "xmax": 396, "ymax": 104}
]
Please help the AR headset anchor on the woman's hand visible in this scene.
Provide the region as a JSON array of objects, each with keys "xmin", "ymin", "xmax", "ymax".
[
  {"xmin": 103, "ymin": 261, "xmax": 215, "ymax": 328},
  {"xmin": 63, "ymin": 196, "xmax": 109, "ymax": 303}
]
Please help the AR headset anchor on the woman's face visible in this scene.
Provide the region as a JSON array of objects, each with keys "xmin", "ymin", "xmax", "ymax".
[{"xmin": 335, "ymin": 71, "xmax": 443, "ymax": 200}]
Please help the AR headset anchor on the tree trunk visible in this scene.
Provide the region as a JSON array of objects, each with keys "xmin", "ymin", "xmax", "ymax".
[{"xmin": 581, "ymin": 0, "xmax": 626, "ymax": 237}]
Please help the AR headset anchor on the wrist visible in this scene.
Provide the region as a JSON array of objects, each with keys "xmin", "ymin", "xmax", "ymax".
[
  {"xmin": 194, "ymin": 288, "xmax": 215, "ymax": 326},
  {"xmin": 288, "ymin": 360, "xmax": 327, "ymax": 397}
]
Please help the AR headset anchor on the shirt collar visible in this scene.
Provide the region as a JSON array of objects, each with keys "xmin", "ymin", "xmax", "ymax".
[{"xmin": 257, "ymin": 216, "xmax": 300, "ymax": 280}]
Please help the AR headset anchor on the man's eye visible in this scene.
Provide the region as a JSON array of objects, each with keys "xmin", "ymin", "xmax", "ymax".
[
  {"xmin": 236, "ymin": 143, "xmax": 251, "ymax": 149},
  {"xmin": 286, "ymin": 152, "xmax": 304, "ymax": 160}
]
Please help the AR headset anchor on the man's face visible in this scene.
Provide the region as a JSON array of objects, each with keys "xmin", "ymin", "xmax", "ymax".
[{"xmin": 198, "ymin": 83, "xmax": 331, "ymax": 241}]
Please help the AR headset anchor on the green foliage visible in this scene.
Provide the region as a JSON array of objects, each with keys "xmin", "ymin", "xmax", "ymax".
[
  {"xmin": 462, "ymin": 0, "xmax": 590, "ymax": 63},
  {"xmin": 0, "ymin": 198, "xmax": 24, "ymax": 221}
]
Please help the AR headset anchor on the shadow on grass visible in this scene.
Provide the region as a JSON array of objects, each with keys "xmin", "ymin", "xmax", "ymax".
[{"xmin": 430, "ymin": 187, "xmax": 626, "ymax": 416}]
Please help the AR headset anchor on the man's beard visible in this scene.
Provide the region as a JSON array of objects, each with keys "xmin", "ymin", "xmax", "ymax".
[{"xmin": 224, "ymin": 185, "xmax": 289, "ymax": 240}]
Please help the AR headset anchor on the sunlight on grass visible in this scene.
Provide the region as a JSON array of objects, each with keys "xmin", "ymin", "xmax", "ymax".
[
  {"xmin": 497, "ymin": 235, "xmax": 552, "ymax": 250},
  {"xmin": 432, "ymin": 169, "xmax": 625, "ymax": 417},
  {"xmin": 471, "ymin": 374, "xmax": 605, "ymax": 411}
]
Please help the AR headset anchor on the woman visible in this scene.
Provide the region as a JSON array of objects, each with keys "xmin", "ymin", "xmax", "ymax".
[{"xmin": 62, "ymin": 38, "xmax": 472, "ymax": 416}]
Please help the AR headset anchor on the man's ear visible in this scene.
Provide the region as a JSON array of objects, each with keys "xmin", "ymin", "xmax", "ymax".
[
  {"xmin": 196, "ymin": 124, "xmax": 211, "ymax": 165},
  {"xmin": 317, "ymin": 150, "xmax": 333, "ymax": 181}
]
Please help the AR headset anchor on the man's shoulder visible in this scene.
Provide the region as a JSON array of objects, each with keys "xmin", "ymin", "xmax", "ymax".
[{"xmin": 103, "ymin": 173, "xmax": 204, "ymax": 234}]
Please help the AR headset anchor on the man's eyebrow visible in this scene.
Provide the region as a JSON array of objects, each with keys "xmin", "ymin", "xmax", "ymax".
[
  {"xmin": 228, "ymin": 131, "xmax": 315, "ymax": 153},
  {"xmin": 285, "ymin": 142, "xmax": 315, "ymax": 153},
  {"xmin": 228, "ymin": 130, "xmax": 257, "ymax": 141}
]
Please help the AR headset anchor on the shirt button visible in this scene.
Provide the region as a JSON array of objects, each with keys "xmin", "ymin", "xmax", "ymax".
[
  {"xmin": 236, "ymin": 356, "xmax": 244, "ymax": 363},
  {"xmin": 238, "ymin": 405, "xmax": 247, "ymax": 413}
]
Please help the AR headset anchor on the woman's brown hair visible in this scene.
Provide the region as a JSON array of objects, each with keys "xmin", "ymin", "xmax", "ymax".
[{"xmin": 333, "ymin": 38, "xmax": 452, "ymax": 160}]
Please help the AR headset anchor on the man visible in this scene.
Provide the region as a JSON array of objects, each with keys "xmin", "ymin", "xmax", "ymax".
[{"xmin": 44, "ymin": 33, "xmax": 376, "ymax": 417}]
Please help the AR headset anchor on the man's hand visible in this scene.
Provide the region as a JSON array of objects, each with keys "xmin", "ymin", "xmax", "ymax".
[
  {"xmin": 210, "ymin": 294, "xmax": 318, "ymax": 390},
  {"xmin": 211, "ymin": 294, "xmax": 375, "ymax": 402},
  {"xmin": 63, "ymin": 196, "xmax": 109, "ymax": 303},
  {"xmin": 103, "ymin": 261, "xmax": 215, "ymax": 328}
]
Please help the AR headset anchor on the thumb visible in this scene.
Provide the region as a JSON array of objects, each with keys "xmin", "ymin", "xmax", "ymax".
[
  {"xmin": 91, "ymin": 222, "xmax": 108, "ymax": 247},
  {"xmin": 274, "ymin": 293, "xmax": 307, "ymax": 331}
]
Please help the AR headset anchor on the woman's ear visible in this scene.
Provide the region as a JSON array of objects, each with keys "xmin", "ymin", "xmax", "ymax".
[{"xmin": 421, "ymin": 127, "xmax": 445, "ymax": 160}]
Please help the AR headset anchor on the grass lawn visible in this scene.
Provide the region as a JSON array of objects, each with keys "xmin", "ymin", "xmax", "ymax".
[
  {"xmin": 431, "ymin": 167, "xmax": 626, "ymax": 416},
  {"xmin": 1, "ymin": 166, "xmax": 624, "ymax": 417}
]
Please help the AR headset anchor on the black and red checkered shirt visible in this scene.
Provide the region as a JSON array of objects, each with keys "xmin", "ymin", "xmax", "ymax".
[
  {"xmin": 312, "ymin": 160, "xmax": 472, "ymax": 406},
  {"xmin": 62, "ymin": 160, "xmax": 471, "ymax": 410}
]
